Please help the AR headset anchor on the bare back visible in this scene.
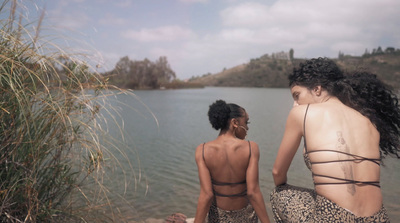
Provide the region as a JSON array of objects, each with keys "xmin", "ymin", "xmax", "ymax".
[
  {"xmin": 303, "ymin": 100, "xmax": 382, "ymax": 216},
  {"xmin": 203, "ymin": 138, "xmax": 251, "ymax": 210}
]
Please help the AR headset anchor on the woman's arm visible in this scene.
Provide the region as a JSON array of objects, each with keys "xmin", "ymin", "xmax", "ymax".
[
  {"xmin": 194, "ymin": 144, "xmax": 214, "ymax": 223},
  {"xmin": 246, "ymin": 141, "xmax": 271, "ymax": 223},
  {"xmin": 272, "ymin": 107, "xmax": 304, "ymax": 186}
]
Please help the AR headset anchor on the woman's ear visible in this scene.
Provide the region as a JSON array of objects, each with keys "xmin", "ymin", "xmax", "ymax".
[
  {"xmin": 313, "ymin": 86, "xmax": 322, "ymax": 96},
  {"xmin": 231, "ymin": 118, "xmax": 238, "ymax": 128}
]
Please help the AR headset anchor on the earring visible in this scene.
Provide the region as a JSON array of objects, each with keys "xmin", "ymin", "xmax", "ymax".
[
  {"xmin": 234, "ymin": 126, "xmax": 246, "ymax": 140},
  {"xmin": 233, "ymin": 126, "xmax": 240, "ymax": 139}
]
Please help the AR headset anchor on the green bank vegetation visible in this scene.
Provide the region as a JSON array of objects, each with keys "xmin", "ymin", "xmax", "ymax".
[
  {"xmin": 1, "ymin": 1, "xmax": 137, "ymax": 222},
  {"xmin": 105, "ymin": 48, "xmax": 400, "ymax": 90},
  {"xmin": 103, "ymin": 46, "xmax": 400, "ymax": 90},
  {"xmin": 189, "ymin": 49, "xmax": 400, "ymax": 89},
  {"xmin": 103, "ymin": 56, "xmax": 204, "ymax": 90},
  {"xmin": 104, "ymin": 56, "xmax": 176, "ymax": 89}
]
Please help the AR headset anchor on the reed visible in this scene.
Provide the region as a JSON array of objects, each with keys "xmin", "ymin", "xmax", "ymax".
[{"xmin": 0, "ymin": 1, "xmax": 138, "ymax": 222}]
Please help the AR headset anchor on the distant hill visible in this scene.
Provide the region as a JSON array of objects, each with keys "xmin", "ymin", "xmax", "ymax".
[{"xmin": 189, "ymin": 51, "xmax": 400, "ymax": 89}]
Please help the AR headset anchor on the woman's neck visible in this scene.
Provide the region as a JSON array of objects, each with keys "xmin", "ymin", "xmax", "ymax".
[{"xmin": 318, "ymin": 91, "xmax": 339, "ymax": 103}]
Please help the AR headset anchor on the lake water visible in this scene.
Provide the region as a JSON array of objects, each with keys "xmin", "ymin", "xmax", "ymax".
[{"xmin": 99, "ymin": 87, "xmax": 400, "ymax": 221}]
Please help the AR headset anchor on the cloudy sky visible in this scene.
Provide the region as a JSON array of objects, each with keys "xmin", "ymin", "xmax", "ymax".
[{"xmin": 7, "ymin": 0, "xmax": 400, "ymax": 79}]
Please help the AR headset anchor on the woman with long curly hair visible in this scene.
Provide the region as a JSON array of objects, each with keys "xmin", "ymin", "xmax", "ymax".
[
  {"xmin": 194, "ymin": 100, "xmax": 270, "ymax": 223},
  {"xmin": 271, "ymin": 57, "xmax": 399, "ymax": 222}
]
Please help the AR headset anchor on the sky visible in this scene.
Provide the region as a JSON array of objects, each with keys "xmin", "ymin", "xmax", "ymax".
[{"xmin": 5, "ymin": 0, "xmax": 400, "ymax": 80}]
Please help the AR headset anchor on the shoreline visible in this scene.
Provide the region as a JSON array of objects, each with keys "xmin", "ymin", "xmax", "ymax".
[{"xmin": 130, "ymin": 215, "xmax": 194, "ymax": 223}]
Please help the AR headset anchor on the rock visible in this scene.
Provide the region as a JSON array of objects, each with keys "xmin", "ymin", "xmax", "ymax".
[
  {"xmin": 186, "ymin": 218, "xmax": 195, "ymax": 223},
  {"xmin": 165, "ymin": 213, "xmax": 187, "ymax": 223},
  {"xmin": 144, "ymin": 218, "xmax": 164, "ymax": 223}
]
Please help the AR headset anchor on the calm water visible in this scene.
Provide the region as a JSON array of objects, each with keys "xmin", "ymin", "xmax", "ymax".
[{"xmin": 99, "ymin": 87, "xmax": 400, "ymax": 221}]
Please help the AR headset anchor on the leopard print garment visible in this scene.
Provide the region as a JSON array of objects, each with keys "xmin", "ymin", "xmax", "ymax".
[
  {"xmin": 270, "ymin": 184, "xmax": 316, "ymax": 223},
  {"xmin": 270, "ymin": 184, "xmax": 390, "ymax": 223},
  {"xmin": 206, "ymin": 200, "xmax": 258, "ymax": 223},
  {"xmin": 314, "ymin": 195, "xmax": 390, "ymax": 222}
]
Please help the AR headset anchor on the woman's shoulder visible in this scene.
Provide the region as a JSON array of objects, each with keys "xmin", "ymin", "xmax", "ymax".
[
  {"xmin": 309, "ymin": 101, "xmax": 359, "ymax": 118},
  {"xmin": 297, "ymin": 102, "xmax": 338, "ymax": 116},
  {"xmin": 247, "ymin": 141, "xmax": 260, "ymax": 157},
  {"xmin": 289, "ymin": 103, "xmax": 339, "ymax": 127},
  {"xmin": 195, "ymin": 141, "xmax": 212, "ymax": 156},
  {"xmin": 196, "ymin": 139, "xmax": 223, "ymax": 152},
  {"xmin": 195, "ymin": 142, "xmax": 205, "ymax": 158},
  {"xmin": 287, "ymin": 104, "xmax": 311, "ymax": 121},
  {"xmin": 196, "ymin": 142, "xmax": 205, "ymax": 149},
  {"xmin": 235, "ymin": 139, "xmax": 259, "ymax": 149},
  {"xmin": 247, "ymin": 140, "xmax": 259, "ymax": 148},
  {"xmin": 291, "ymin": 104, "xmax": 311, "ymax": 113},
  {"xmin": 200, "ymin": 139, "xmax": 258, "ymax": 150}
]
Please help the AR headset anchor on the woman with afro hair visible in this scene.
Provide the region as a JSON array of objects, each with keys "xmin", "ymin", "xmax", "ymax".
[
  {"xmin": 271, "ymin": 57, "xmax": 399, "ymax": 222},
  {"xmin": 194, "ymin": 100, "xmax": 270, "ymax": 223}
]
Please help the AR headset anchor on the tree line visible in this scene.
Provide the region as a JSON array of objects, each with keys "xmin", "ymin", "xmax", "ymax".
[
  {"xmin": 191, "ymin": 47, "xmax": 400, "ymax": 89},
  {"xmin": 101, "ymin": 46, "xmax": 400, "ymax": 90},
  {"xmin": 339, "ymin": 46, "xmax": 400, "ymax": 59},
  {"xmin": 103, "ymin": 56, "xmax": 176, "ymax": 89}
]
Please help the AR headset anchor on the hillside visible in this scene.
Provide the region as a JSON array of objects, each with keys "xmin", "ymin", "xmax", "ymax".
[{"xmin": 189, "ymin": 52, "xmax": 400, "ymax": 89}]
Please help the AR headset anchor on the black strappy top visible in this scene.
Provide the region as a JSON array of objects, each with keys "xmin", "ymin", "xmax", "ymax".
[
  {"xmin": 303, "ymin": 104, "xmax": 381, "ymax": 188},
  {"xmin": 202, "ymin": 141, "xmax": 251, "ymax": 197}
]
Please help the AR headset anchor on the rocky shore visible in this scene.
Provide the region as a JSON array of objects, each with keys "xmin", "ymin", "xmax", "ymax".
[{"xmin": 131, "ymin": 213, "xmax": 194, "ymax": 223}]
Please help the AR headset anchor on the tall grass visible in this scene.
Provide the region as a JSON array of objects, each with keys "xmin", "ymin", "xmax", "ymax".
[{"xmin": 0, "ymin": 1, "xmax": 138, "ymax": 222}]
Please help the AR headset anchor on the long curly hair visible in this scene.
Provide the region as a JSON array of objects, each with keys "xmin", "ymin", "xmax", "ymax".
[
  {"xmin": 338, "ymin": 72, "xmax": 400, "ymax": 159},
  {"xmin": 208, "ymin": 100, "xmax": 244, "ymax": 131},
  {"xmin": 289, "ymin": 57, "xmax": 400, "ymax": 159},
  {"xmin": 289, "ymin": 57, "xmax": 344, "ymax": 91}
]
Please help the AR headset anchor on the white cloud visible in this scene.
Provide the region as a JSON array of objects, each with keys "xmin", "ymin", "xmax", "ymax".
[
  {"xmin": 40, "ymin": 0, "xmax": 400, "ymax": 79},
  {"xmin": 217, "ymin": 0, "xmax": 400, "ymax": 54},
  {"xmin": 121, "ymin": 25, "xmax": 196, "ymax": 42},
  {"xmin": 167, "ymin": 0, "xmax": 400, "ymax": 77},
  {"xmin": 220, "ymin": 2, "xmax": 271, "ymax": 27},
  {"xmin": 219, "ymin": 29, "xmax": 255, "ymax": 43}
]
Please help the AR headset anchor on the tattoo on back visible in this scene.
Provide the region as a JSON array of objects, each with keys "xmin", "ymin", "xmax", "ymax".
[{"xmin": 336, "ymin": 131, "xmax": 356, "ymax": 195}]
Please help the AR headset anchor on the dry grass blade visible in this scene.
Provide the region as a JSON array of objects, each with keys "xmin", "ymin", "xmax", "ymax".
[{"xmin": 1, "ymin": 1, "xmax": 142, "ymax": 222}]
